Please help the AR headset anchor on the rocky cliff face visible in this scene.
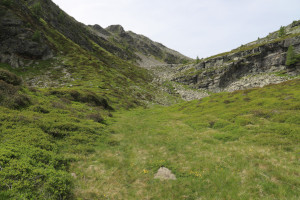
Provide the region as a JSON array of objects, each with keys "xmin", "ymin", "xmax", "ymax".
[
  {"xmin": 171, "ymin": 21, "xmax": 300, "ymax": 92},
  {"xmin": 0, "ymin": 2, "xmax": 53, "ymax": 68}
]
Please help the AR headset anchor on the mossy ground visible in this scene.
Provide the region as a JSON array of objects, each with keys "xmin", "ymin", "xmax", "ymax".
[{"xmin": 71, "ymin": 79, "xmax": 300, "ymax": 200}]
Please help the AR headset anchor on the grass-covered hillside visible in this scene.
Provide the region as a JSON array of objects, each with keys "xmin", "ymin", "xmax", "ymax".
[
  {"xmin": 0, "ymin": 67, "xmax": 117, "ymax": 199},
  {"xmin": 0, "ymin": 0, "xmax": 299, "ymax": 199},
  {"xmin": 71, "ymin": 79, "xmax": 300, "ymax": 199},
  {"xmin": 0, "ymin": 0, "xmax": 177, "ymax": 198},
  {"xmin": 0, "ymin": 0, "xmax": 178, "ymax": 109}
]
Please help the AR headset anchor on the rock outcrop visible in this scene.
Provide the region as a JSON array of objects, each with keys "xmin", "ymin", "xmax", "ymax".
[
  {"xmin": 0, "ymin": 5, "xmax": 52, "ymax": 68},
  {"xmin": 172, "ymin": 21, "xmax": 300, "ymax": 92}
]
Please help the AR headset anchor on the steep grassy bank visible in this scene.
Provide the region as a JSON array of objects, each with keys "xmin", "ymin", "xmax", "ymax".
[{"xmin": 71, "ymin": 79, "xmax": 300, "ymax": 199}]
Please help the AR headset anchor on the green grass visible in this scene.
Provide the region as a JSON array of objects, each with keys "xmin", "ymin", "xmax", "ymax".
[
  {"xmin": 0, "ymin": 96, "xmax": 110, "ymax": 199},
  {"xmin": 0, "ymin": 70, "xmax": 115, "ymax": 199},
  {"xmin": 203, "ymin": 32, "xmax": 300, "ymax": 61},
  {"xmin": 70, "ymin": 79, "xmax": 300, "ymax": 199},
  {"xmin": 1, "ymin": 2, "xmax": 300, "ymax": 199},
  {"xmin": 1, "ymin": 70, "xmax": 299, "ymax": 200},
  {"xmin": 0, "ymin": 4, "xmax": 179, "ymax": 197}
]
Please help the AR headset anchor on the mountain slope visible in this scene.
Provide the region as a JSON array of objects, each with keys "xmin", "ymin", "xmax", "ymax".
[
  {"xmin": 0, "ymin": 0, "xmax": 299, "ymax": 199},
  {"xmin": 155, "ymin": 21, "xmax": 300, "ymax": 95},
  {"xmin": 0, "ymin": 1, "xmax": 184, "ymax": 198},
  {"xmin": 102, "ymin": 24, "xmax": 191, "ymax": 66},
  {"xmin": 1, "ymin": 0, "xmax": 190, "ymax": 67},
  {"xmin": 1, "ymin": 0, "xmax": 150, "ymax": 108},
  {"xmin": 0, "ymin": 0, "xmax": 192, "ymax": 106}
]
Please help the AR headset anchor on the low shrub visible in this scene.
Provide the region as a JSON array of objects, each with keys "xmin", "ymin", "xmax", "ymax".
[
  {"xmin": 251, "ymin": 109, "xmax": 271, "ymax": 118},
  {"xmin": 213, "ymin": 119, "xmax": 231, "ymax": 129},
  {"xmin": 32, "ymin": 106, "xmax": 50, "ymax": 114},
  {"xmin": 51, "ymin": 101, "xmax": 66, "ymax": 109},
  {"xmin": 234, "ymin": 115, "xmax": 254, "ymax": 126},
  {"xmin": 0, "ymin": 0, "xmax": 13, "ymax": 7},
  {"xmin": 82, "ymin": 92, "xmax": 111, "ymax": 108},
  {"xmin": 3, "ymin": 128, "xmax": 55, "ymax": 151},
  {"xmin": 32, "ymin": 30, "xmax": 41, "ymax": 42},
  {"xmin": 213, "ymin": 132, "xmax": 239, "ymax": 142},
  {"xmin": 0, "ymin": 80, "xmax": 17, "ymax": 94},
  {"xmin": 0, "ymin": 78, "xmax": 31, "ymax": 109},
  {"xmin": 0, "ymin": 69, "xmax": 22, "ymax": 86},
  {"xmin": 9, "ymin": 94, "xmax": 31, "ymax": 109},
  {"xmin": 31, "ymin": 2, "xmax": 42, "ymax": 17},
  {"xmin": 285, "ymin": 45, "xmax": 300, "ymax": 66},
  {"xmin": 58, "ymin": 11, "xmax": 65, "ymax": 22},
  {"xmin": 278, "ymin": 26, "xmax": 286, "ymax": 37},
  {"xmin": 49, "ymin": 89, "xmax": 113, "ymax": 109},
  {"xmin": 43, "ymin": 169, "xmax": 72, "ymax": 199},
  {"xmin": 87, "ymin": 113, "xmax": 104, "ymax": 123},
  {"xmin": 0, "ymin": 144, "xmax": 71, "ymax": 199}
]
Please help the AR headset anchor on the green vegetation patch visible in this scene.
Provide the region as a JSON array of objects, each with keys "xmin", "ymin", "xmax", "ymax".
[
  {"xmin": 0, "ymin": 70, "xmax": 31, "ymax": 109},
  {"xmin": 0, "ymin": 69, "xmax": 22, "ymax": 86},
  {"xmin": 48, "ymin": 89, "xmax": 112, "ymax": 110},
  {"xmin": 286, "ymin": 45, "xmax": 300, "ymax": 66},
  {"xmin": 0, "ymin": 71, "xmax": 112, "ymax": 199},
  {"xmin": 70, "ymin": 79, "xmax": 300, "ymax": 199}
]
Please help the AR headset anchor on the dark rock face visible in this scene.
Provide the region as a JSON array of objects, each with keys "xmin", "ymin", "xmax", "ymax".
[
  {"xmin": 173, "ymin": 35, "xmax": 300, "ymax": 91},
  {"xmin": 22, "ymin": 0, "xmax": 138, "ymax": 61},
  {"xmin": 91, "ymin": 24, "xmax": 111, "ymax": 37},
  {"xmin": 106, "ymin": 25, "xmax": 126, "ymax": 35},
  {"xmin": 0, "ymin": 7, "xmax": 52, "ymax": 68}
]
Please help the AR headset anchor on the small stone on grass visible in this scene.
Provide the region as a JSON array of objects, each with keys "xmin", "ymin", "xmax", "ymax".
[{"xmin": 154, "ymin": 167, "xmax": 176, "ymax": 180}]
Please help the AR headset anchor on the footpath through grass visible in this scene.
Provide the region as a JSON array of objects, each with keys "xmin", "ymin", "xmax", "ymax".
[{"xmin": 72, "ymin": 79, "xmax": 300, "ymax": 200}]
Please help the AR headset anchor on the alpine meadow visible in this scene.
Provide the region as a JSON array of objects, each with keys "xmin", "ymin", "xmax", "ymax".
[{"xmin": 0, "ymin": 0, "xmax": 299, "ymax": 199}]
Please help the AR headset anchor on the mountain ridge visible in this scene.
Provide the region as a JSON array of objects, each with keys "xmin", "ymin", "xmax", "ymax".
[
  {"xmin": 1, "ymin": 0, "xmax": 190, "ymax": 108},
  {"xmin": 92, "ymin": 23, "xmax": 192, "ymax": 65}
]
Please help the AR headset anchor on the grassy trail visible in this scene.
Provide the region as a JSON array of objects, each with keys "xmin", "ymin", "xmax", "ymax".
[{"xmin": 72, "ymin": 80, "xmax": 300, "ymax": 200}]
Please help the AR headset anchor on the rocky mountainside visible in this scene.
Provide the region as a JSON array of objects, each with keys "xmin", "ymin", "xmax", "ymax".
[
  {"xmin": 89, "ymin": 24, "xmax": 191, "ymax": 66},
  {"xmin": 2, "ymin": 0, "xmax": 297, "ymax": 103},
  {"xmin": 159, "ymin": 21, "xmax": 300, "ymax": 95},
  {"xmin": 0, "ymin": 0, "xmax": 189, "ymax": 69},
  {"xmin": 1, "ymin": 1, "xmax": 300, "ymax": 199},
  {"xmin": 0, "ymin": 0, "xmax": 194, "ymax": 109}
]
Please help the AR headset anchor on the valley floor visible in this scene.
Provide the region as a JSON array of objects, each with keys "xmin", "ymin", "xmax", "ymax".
[{"xmin": 71, "ymin": 80, "xmax": 300, "ymax": 200}]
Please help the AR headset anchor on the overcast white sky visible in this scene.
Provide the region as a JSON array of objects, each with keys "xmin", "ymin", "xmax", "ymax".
[{"xmin": 52, "ymin": 0, "xmax": 299, "ymax": 59}]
